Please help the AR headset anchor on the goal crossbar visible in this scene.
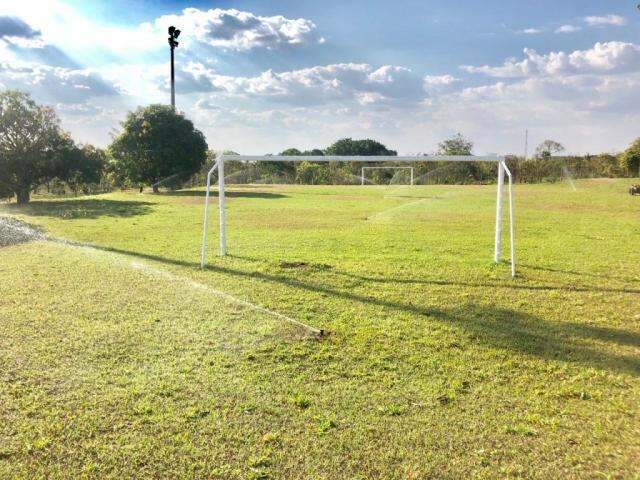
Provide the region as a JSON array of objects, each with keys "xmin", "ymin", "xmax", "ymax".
[
  {"xmin": 200, "ymin": 154, "xmax": 516, "ymax": 277},
  {"xmin": 211, "ymin": 154, "xmax": 501, "ymax": 163}
]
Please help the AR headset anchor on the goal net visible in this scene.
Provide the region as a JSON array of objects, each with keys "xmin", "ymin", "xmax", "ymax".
[{"xmin": 200, "ymin": 154, "xmax": 516, "ymax": 277}]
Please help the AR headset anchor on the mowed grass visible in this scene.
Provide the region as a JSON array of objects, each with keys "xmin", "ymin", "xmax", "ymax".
[{"xmin": 1, "ymin": 179, "xmax": 639, "ymax": 479}]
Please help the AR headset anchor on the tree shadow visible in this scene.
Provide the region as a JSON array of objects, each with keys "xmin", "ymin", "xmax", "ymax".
[
  {"xmin": 519, "ymin": 263, "xmax": 639, "ymax": 284},
  {"xmin": 3, "ymin": 199, "xmax": 154, "ymax": 219},
  {"xmin": 59, "ymin": 241, "xmax": 640, "ymax": 377},
  {"xmin": 327, "ymin": 269, "xmax": 640, "ymax": 295},
  {"xmin": 159, "ymin": 190, "xmax": 287, "ymax": 199}
]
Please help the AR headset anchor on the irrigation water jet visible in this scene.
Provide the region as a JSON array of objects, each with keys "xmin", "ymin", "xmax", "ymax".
[
  {"xmin": 561, "ymin": 165, "xmax": 578, "ymax": 192},
  {"xmin": 0, "ymin": 216, "xmax": 324, "ymax": 338}
]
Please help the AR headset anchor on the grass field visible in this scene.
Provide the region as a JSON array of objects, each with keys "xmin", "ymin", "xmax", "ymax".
[{"xmin": 1, "ymin": 179, "xmax": 639, "ymax": 479}]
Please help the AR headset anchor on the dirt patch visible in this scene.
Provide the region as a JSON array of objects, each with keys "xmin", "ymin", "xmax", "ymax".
[
  {"xmin": 279, "ymin": 261, "xmax": 332, "ymax": 271},
  {"xmin": 0, "ymin": 216, "xmax": 45, "ymax": 247}
]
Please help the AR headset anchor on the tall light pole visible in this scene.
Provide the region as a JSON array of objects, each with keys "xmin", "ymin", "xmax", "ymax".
[{"xmin": 168, "ymin": 26, "xmax": 181, "ymax": 109}]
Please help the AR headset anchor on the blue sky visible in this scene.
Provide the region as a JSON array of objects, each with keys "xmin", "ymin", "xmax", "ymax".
[{"xmin": 2, "ymin": 0, "xmax": 640, "ymax": 154}]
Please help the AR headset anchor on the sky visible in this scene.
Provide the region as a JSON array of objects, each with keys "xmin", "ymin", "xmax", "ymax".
[{"xmin": 1, "ymin": 0, "xmax": 640, "ymax": 155}]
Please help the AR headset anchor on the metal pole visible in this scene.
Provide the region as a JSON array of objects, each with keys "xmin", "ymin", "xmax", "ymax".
[
  {"xmin": 170, "ymin": 46, "xmax": 175, "ymax": 109},
  {"xmin": 200, "ymin": 162, "xmax": 219, "ymax": 269},
  {"xmin": 504, "ymin": 162, "xmax": 516, "ymax": 278},
  {"xmin": 218, "ymin": 157, "xmax": 226, "ymax": 256},
  {"xmin": 494, "ymin": 160, "xmax": 505, "ymax": 263}
]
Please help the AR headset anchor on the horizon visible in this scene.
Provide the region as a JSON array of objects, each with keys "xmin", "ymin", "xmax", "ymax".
[{"xmin": 1, "ymin": 0, "xmax": 640, "ymax": 155}]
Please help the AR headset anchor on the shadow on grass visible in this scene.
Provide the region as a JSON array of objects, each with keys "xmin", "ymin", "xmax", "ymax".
[
  {"xmin": 229, "ymin": 254, "xmax": 640, "ymax": 296},
  {"xmin": 519, "ymin": 263, "xmax": 639, "ymax": 284},
  {"xmin": 59, "ymin": 241, "xmax": 640, "ymax": 377},
  {"xmin": 328, "ymin": 269, "xmax": 640, "ymax": 295},
  {"xmin": 4, "ymin": 199, "xmax": 154, "ymax": 219},
  {"xmin": 160, "ymin": 190, "xmax": 287, "ymax": 199}
]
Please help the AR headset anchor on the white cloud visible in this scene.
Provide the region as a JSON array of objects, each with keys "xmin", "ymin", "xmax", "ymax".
[
  {"xmin": 423, "ymin": 74, "xmax": 459, "ymax": 86},
  {"xmin": 555, "ymin": 25, "xmax": 581, "ymax": 34},
  {"xmin": 180, "ymin": 63, "xmax": 423, "ymax": 106},
  {"xmin": 584, "ymin": 14, "xmax": 627, "ymax": 27},
  {"xmin": 154, "ymin": 8, "xmax": 323, "ymax": 51},
  {"xmin": 461, "ymin": 42, "xmax": 640, "ymax": 78},
  {"xmin": 1, "ymin": 1, "xmax": 158, "ymax": 61},
  {"xmin": 423, "ymin": 74, "xmax": 460, "ymax": 93},
  {"xmin": 517, "ymin": 28, "xmax": 542, "ymax": 34},
  {"xmin": 0, "ymin": 62, "xmax": 120, "ymax": 103},
  {"xmin": 402, "ymin": 71, "xmax": 640, "ymax": 156}
]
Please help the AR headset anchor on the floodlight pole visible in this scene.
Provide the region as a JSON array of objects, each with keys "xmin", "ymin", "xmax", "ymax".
[
  {"xmin": 168, "ymin": 26, "xmax": 180, "ymax": 109},
  {"xmin": 170, "ymin": 46, "xmax": 175, "ymax": 108}
]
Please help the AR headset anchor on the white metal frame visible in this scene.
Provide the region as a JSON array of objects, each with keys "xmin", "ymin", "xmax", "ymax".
[
  {"xmin": 361, "ymin": 166, "xmax": 414, "ymax": 186},
  {"xmin": 200, "ymin": 154, "xmax": 516, "ymax": 277}
]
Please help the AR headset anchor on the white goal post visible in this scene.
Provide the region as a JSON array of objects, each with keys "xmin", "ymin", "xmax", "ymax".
[
  {"xmin": 200, "ymin": 154, "xmax": 516, "ymax": 277},
  {"xmin": 361, "ymin": 166, "xmax": 414, "ymax": 186}
]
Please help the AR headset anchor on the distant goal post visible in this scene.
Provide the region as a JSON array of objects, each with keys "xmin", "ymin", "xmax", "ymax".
[
  {"xmin": 200, "ymin": 154, "xmax": 516, "ymax": 277},
  {"xmin": 361, "ymin": 166, "xmax": 414, "ymax": 186}
]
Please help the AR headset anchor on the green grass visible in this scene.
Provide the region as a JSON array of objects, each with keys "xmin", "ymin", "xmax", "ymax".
[{"xmin": 1, "ymin": 179, "xmax": 639, "ymax": 479}]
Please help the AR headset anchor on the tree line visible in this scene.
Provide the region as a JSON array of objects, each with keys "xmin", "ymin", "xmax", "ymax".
[{"xmin": 1, "ymin": 89, "xmax": 639, "ymax": 204}]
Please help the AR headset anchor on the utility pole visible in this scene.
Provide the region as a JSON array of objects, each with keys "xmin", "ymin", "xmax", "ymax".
[{"xmin": 168, "ymin": 26, "xmax": 181, "ymax": 109}]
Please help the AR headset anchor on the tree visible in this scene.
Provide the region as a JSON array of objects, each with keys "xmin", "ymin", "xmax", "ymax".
[
  {"xmin": 64, "ymin": 145, "xmax": 107, "ymax": 195},
  {"xmin": 0, "ymin": 90, "xmax": 67, "ymax": 204},
  {"xmin": 295, "ymin": 161, "xmax": 334, "ymax": 184},
  {"xmin": 536, "ymin": 140, "xmax": 565, "ymax": 159},
  {"xmin": 325, "ymin": 138, "xmax": 397, "ymax": 156},
  {"xmin": 324, "ymin": 138, "xmax": 397, "ymax": 183},
  {"xmin": 438, "ymin": 133, "xmax": 473, "ymax": 155},
  {"xmin": 434, "ymin": 133, "xmax": 489, "ymax": 184},
  {"xmin": 302, "ymin": 149, "xmax": 324, "ymax": 156},
  {"xmin": 280, "ymin": 148, "xmax": 302, "ymax": 156},
  {"xmin": 620, "ymin": 138, "xmax": 640, "ymax": 177},
  {"xmin": 109, "ymin": 105, "xmax": 208, "ymax": 193}
]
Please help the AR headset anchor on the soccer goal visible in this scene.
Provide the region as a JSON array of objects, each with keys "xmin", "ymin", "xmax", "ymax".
[
  {"xmin": 361, "ymin": 166, "xmax": 414, "ymax": 185},
  {"xmin": 200, "ymin": 154, "xmax": 516, "ymax": 277}
]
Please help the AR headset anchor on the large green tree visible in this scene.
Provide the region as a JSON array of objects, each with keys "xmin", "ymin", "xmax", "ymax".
[
  {"xmin": 620, "ymin": 137, "xmax": 640, "ymax": 177},
  {"xmin": 64, "ymin": 145, "xmax": 107, "ymax": 195},
  {"xmin": 0, "ymin": 90, "xmax": 68, "ymax": 204},
  {"xmin": 325, "ymin": 138, "xmax": 397, "ymax": 156},
  {"xmin": 109, "ymin": 105, "xmax": 208, "ymax": 193},
  {"xmin": 324, "ymin": 138, "xmax": 397, "ymax": 183},
  {"xmin": 433, "ymin": 133, "xmax": 486, "ymax": 184}
]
